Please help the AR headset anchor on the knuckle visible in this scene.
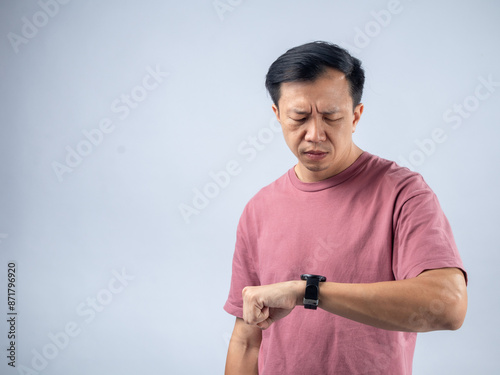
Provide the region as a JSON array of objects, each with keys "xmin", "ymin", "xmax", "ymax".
[
  {"xmin": 241, "ymin": 286, "xmax": 249, "ymax": 297},
  {"xmin": 242, "ymin": 286, "xmax": 255, "ymax": 300}
]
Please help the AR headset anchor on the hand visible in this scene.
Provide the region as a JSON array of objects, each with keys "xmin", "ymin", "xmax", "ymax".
[{"xmin": 242, "ymin": 281, "xmax": 303, "ymax": 330}]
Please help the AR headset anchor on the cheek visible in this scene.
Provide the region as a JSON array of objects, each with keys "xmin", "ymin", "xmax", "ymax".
[
  {"xmin": 283, "ymin": 127, "xmax": 303, "ymax": 144},
  {"xmin": 284, "ymin": 134, "xmax": 300, "ymax": 151},
  {"xmin": 332, "ymin": 122, "xmax": 353, "ymax": 138},
  {"xmin": 282, "ymin": 131, "xmax": 304, "ymax": 155}
]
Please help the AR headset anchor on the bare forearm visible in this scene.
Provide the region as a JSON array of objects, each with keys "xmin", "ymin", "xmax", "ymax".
[
  {"xmin": 300, "ymin": 268, "xmax": 467, "ymax": 332},
  {"xmin": 225, "ymin": 318, "xmax": 261, "ymax": 375},
  {"xmin": 225, "ymin": 341, "xmax": 259, "ymax": 375}
]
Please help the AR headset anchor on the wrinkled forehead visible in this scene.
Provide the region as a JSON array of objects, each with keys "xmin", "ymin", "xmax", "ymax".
[{"xmin": 278, "ymin": 71, "xmax": 352, "ymax": 112}]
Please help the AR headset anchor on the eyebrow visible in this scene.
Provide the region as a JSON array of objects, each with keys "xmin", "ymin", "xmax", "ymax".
[
  {"xmin": 320, "ymin": 108, "xmax": 340, "ymax": 115},
  {"xmin": 287, "ymin": 108, "xmax": 340, "ymax": 115}
]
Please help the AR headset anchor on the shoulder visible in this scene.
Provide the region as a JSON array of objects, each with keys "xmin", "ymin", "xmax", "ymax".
[
  {"xmin": 251, "ymin": 169, "xmax": 290, "ymax": 200},
  {"xmin": 362, "ymin": 153, "xmax": 430, "ymax": 195},
  {"xmin": 238, "ymin": 169, "xmax": 291, "ymax": 223}
]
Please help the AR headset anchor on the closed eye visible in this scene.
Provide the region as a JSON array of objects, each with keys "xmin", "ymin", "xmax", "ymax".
[
  {"xmin": 326, "ymin": 117, "xmax": 343, "ymax": 123},
  {"xmin": 290, "ymin": 117, "xmax": 306, "ymax": 123}
]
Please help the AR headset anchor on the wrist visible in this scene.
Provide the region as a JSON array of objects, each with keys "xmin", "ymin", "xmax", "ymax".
[
  {"xmin": 291, "ymin": 280, "xmax": 306, "ymax": 306},
  {"xmin": 300, "ymin": 274, "xmax": 327, "ymax": 309}
]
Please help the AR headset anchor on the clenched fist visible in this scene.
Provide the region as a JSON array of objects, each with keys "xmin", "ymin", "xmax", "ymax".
[{"xmin": 242, "ymin": 280, "xmax": 305, "ymax": 330}]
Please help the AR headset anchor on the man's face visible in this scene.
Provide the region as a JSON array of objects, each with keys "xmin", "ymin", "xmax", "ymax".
[{"xmin": 272, "ymin": 68, "xmax": 363, "ymax": 183}]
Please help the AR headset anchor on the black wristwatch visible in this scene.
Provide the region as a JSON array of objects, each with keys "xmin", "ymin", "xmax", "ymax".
[{"xmin": 300, "ymin": 274, "xmax": 326, "ymax": 310}]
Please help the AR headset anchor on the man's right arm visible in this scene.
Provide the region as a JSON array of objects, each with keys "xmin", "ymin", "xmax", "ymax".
[{"xmin": 225, "ymin": 317, "xmax": 262, "ymax": 375}]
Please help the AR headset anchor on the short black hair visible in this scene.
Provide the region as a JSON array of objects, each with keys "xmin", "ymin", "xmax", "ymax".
[{"xmin": 265, "ymin": 41, "xmax": 365, "ymax": 110}]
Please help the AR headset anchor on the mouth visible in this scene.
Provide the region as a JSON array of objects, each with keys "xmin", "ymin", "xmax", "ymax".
[{"xmin": 303, "ymin": 150, "xmax": 328, "ymax": 161}]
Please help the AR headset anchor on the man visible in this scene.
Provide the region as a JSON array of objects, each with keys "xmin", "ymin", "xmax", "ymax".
[{"xmin": 224, "ymin": 41, "xmax": 467, "ymax": 374}]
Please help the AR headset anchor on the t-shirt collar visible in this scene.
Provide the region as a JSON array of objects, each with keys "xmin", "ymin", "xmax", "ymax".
[{"xmin": 288, "ymin": 151, "xmax": 371, "ymax": 192}]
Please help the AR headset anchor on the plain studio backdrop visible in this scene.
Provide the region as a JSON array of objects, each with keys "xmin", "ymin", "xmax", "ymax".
[{"xmin": 0, "ymin": 0, "xmax": 499, "ymax": 374}]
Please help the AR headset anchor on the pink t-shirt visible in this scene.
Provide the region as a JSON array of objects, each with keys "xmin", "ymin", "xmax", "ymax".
[{"xmin": 224, "ymin": 152, "xmax": 465, "ymax": 375}]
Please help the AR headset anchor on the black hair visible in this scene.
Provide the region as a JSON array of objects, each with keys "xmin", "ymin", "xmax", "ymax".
[{"xmin": 265, "ymin": 41, "xmax": 365, "ymax": 110}]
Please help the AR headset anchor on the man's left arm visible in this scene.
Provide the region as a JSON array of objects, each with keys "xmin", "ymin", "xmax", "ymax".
[{"xmin": 242, "ymin": 267, "xmax": 467, "ymax": 332}]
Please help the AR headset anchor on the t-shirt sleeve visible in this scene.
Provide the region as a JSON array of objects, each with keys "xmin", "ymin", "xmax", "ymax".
[
  {"xmin": 223, "ymin": 207, "xmax": 260, "ymax": 318},
  {"xmin": 392, "ymin": 177, "xmax": 467, "ymax": 283}
]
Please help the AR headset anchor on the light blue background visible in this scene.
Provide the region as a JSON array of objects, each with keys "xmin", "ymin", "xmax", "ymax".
[{"xmin": 1, "ymin": 0, "xmax": 499, "ymax": 374}]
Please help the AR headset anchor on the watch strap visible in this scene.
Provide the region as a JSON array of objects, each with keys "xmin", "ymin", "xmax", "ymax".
[
  {"xmin": 304, "ymin": 277, "xmax": 320, "ymax": 309},
  {"xmin": 300, "ymin": 274, "xmax": 326, "ymax": 310}
]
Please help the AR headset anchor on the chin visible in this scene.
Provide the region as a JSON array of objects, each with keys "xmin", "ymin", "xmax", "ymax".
[{"xmin": 303, "ymin": 163, "xmax": 329, "ymax": 172}]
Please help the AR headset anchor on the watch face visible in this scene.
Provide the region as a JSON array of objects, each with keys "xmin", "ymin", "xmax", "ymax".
[{"xmin": 301, "ymin": 274, "xmax": 326, "ymax": 282}]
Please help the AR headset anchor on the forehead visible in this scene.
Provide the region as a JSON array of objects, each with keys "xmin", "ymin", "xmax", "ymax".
[{"xmin": 278, "ymin": 69, "xmax": 352, "ymax": 110}]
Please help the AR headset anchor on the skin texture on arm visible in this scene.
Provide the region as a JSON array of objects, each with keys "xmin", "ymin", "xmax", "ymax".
[
  {"xmin": 242, "ymin": 267, "xmax": 467, "ymax": 332},
  {"xmin": 225, "ymin": 317, "xmax": 262, "ymax": 375},
  {"xmin": 316, "ymin": 267, "xmax": 467, "ymax": 332}
]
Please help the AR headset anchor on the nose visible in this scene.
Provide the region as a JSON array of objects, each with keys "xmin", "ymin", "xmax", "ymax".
[{"xmin": 304, "ymin": 117, "xmax": 326, "ymax": 143}]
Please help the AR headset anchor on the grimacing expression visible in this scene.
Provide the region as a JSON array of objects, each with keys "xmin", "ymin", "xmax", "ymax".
[{"xmin": 272, "ymin": 68, "xmax": 363, "ymax": 183}]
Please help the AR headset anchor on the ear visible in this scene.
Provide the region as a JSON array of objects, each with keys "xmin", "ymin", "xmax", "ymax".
[
  {"xmin": 272, "ymin": 104, "xmax": 280, "ymax": 122},
  {"xmin": 352, "ymin": 103, "xmax": 364, "ymax": 133}
]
